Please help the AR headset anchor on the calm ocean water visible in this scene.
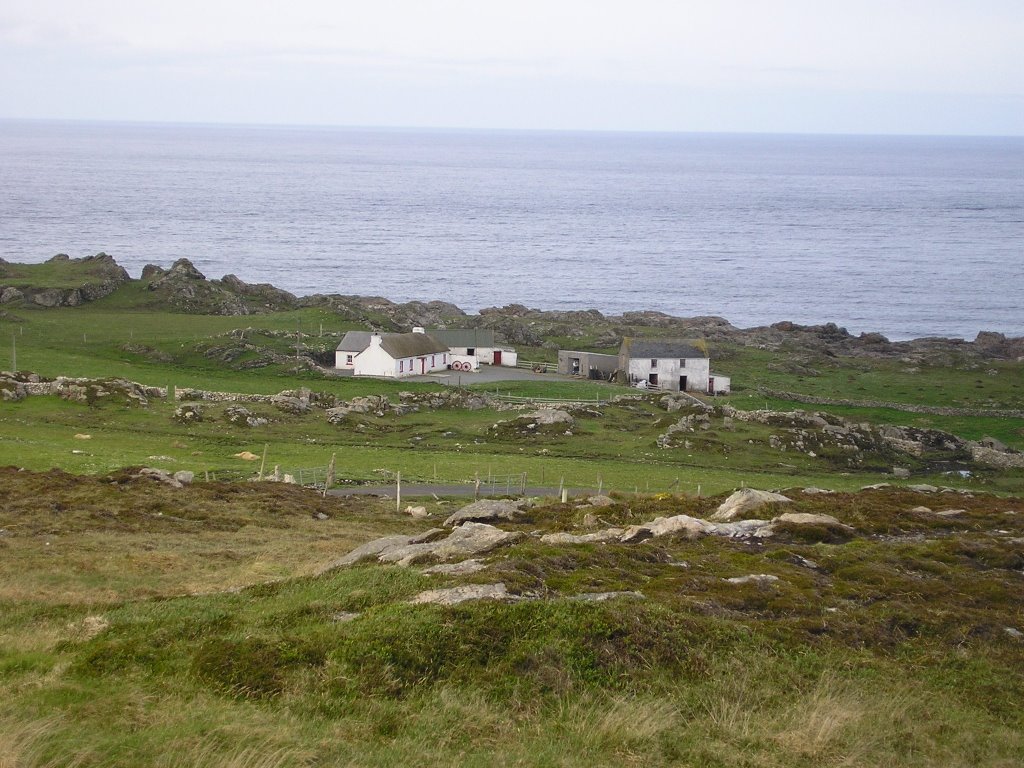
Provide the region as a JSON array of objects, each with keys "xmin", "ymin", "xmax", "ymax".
[{"xmin": 1, "ymin": 120, "xmax": 1021, "ymax": 340}]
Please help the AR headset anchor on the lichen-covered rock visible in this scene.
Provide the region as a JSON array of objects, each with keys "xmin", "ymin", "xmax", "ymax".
[
  {"xmin": 726, "ymin": 574, "xmax": 780, "ymax": 585},
  {"xmin": 541, "ymin": 529, "xmax": 625, "ymax": 545},
  {"xmin": 444, "ymin": 499, "xmax": 529, "ymax": 527},
  {"xmin": 318, "ymin": 528, "xmax": 447, "ymax": 571},
  {"xmin": 710, "ymin": 488, "xmax": 792, "ymax": 522},
  {"xmin": 378, "ymin": 522, "xmax": 525, "ymax": 566},
  {"xmin": 173, "ymin": 403, "xmax": 203, "ymax": 423},
  {"xmin": 619, "ymin": 515, "xmax": 712, "ymax": 543},
  {"xmin": 224, "ymin": 405, "xmax": 268, "ymax": 428},
  {"xmin": 410, "ymin": 583, "xmax": 515, "ymax": 605}
]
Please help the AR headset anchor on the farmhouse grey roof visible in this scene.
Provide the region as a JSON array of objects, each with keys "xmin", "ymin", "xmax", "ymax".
[
  {"xmin": 621, "ymin": 339, "xmax": 706, "ymax": 359},
  {"xmin": 336, "ymin": 331, "xmax": 449, "ymax": 358},
  {"xmin": 430, "ymin": 329, "xmax": 497, "ymax": 348}
]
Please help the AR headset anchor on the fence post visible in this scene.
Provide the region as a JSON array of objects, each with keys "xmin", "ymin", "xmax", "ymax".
[
  {"xmin": 396, "ymin": 471, "xmax": 401, "ymax": 513},
  {"xmin": 258, "ymin": 444, "xmax": 269, "ymax": 481},
  {"xmin": 521, "ymin": 472, "xmax": 527, "ymax": 495}
]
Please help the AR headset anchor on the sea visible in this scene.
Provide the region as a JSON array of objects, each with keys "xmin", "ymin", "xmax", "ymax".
[{"xmin": 1, "ymin": 119, "xmax": 1022, "ymax": 341}]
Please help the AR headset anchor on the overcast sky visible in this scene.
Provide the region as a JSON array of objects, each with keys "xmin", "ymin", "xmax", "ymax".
[{"xmin": 1, "ymin": 0, "xmax": 1021, "ymax": 135}]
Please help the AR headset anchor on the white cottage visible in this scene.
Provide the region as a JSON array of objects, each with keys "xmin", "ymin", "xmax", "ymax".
[{"xmin": 335, "ymin": 329, "xmax": 450, "ymax": 378}]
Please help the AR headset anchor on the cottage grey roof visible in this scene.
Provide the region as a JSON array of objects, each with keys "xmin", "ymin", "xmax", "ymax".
[
  {"xmin": 336, "ymin": 331, "xmax": 449, "ymax": 358},
  {"xmin": 379, "ymin": 332, "xmax": 449, "ymax": 359},
  {"xmin": 620, "ymin": 338, "xmax": 706, "ymax": 359},
  {"xmin": 429, "ymin": 328, "xmax": 497, "ymax": 348},
  {"xmin": 336, "ymin": 331, "xmax": 374, "ymax": 353}
]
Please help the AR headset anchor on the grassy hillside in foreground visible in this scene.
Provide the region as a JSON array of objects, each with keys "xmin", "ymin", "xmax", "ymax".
[
  {"xmin": 1, "ymin": 470, "xmax": 1022, "ymax": 766},
  {"xmin": 2, "ymin": 265, "xmax": 1023, "ymax": 765}
]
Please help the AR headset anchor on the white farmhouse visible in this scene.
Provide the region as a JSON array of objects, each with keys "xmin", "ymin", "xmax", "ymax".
[
  {"xmin": 619, "ymin": 338, "xmax": 730, "ymax": 394},
  {"xmin": 335, "ymin": 329, "xmax": 450, "ymax": 378}
]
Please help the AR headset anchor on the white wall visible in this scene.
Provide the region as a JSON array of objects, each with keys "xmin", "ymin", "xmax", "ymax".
[
  {"xmin": 353, "ymin": 344, "xmax": 397, "ymax": 377},
  {"xmin": 627, "ymin": 357, "xmax": 710, "ymax": 391}
]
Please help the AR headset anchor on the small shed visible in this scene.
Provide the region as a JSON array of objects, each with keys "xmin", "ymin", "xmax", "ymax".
[
  {"xmin": 557, "ymin": 350, "xmax": 619, "ymax": 380},
  {"xmin": 429, "ymin": 329, "xmax": 518, "ymax": 367}
]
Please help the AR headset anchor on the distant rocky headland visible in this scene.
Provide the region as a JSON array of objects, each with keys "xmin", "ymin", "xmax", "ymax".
[{"xmin": 2, "ymin": 253, "xmax": 1022, "ymax": 364}]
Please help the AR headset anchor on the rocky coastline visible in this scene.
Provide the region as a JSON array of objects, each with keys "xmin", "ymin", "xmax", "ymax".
[{"xmin": 2, "ymin": 253, "xmax": 1023, "ymax": 363}]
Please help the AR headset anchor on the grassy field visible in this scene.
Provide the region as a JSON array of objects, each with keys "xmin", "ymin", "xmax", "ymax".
[
  {"xmin": 2, "ymin": 274, "xmax": 1024, "ymax": 765},
  {"xmin": 1, "ymin": 471, "xmax": 1022, "ymax": 766}
]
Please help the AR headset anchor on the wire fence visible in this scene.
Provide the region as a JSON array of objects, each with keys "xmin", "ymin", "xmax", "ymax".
[{"xmin": 197, "ymin": 459, "xmax": 696, "ymax": 498}]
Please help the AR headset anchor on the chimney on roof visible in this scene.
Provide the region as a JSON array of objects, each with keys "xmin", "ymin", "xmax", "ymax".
[
  {"xmin": 369, "ymin": 333, "xmax": 382, "ymax": 347},
  {"xmin": 412, "ymin": 327, "xmax": 425, "ymax": 334}
]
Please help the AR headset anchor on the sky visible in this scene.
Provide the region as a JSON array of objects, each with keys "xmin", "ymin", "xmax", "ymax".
[{"xmin": 0, "ymin": 0, "xmax": 1021, "ymax": 135}]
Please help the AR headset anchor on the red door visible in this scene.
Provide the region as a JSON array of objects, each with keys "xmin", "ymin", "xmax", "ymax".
[{"xmin": 493, "ymin": 350, "xmax": 502, "ymax": 366}]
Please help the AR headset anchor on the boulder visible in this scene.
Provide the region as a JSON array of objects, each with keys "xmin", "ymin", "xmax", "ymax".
[
  {"xmin": 710, "ymin": 488, "xmax": 792, "ymax": 522},
  {"xmin": 320, "ymin": 528, "xmax": 446, "ymax": 570},
  {"xmin": 135, "ymin": 467, "xmax": 183, "ymax": 488},
  {"xmin": 421, "ymin": 559, "xmax": 489, "ymax": 575},
  {"xmin": 619, "ymin": 515, "xmax": 712, "ymax": 543},
  {"xmin": 568, "ymin": 591, "xmax": 645, "ymax": 602},
  {"xmin": 378, "ymin": 522, "xmax": 525, "ymax": 566},
  {"xmin": 224, "ymin": 405, "xmax": 268, "ymax": 428},
  {"xmin": 444, "ymin": 498, "xmax": 528, "ymax": 527},
  {"xmin": 409, "ymin": 583, "xmax": 516, "ymax": 606},
  {"xmin": 726, "ymin": 574, "xmax": 780, "ymax": 585},
  {"xmin": 541, "ymin": 529, "xmax": 625, "ymax": 545},
  {"xmin": 526, "ymin": 408, "xmax": 574, "ymax": 426}
]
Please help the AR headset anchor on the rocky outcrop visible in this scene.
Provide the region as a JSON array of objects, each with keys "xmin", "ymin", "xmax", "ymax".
[
  {"xmin": 0, "ymin": 373, "xmax": 164, "ymax": 406},
  {"xmin": 567, "ymin": 507, "xmax": 851, "ymax": 546},
  {"xmin": 326, "ymin": 522, "xmax": 525, "ymax": 569},
  {"xmin": 489, "ymin": 408, "xmax": 575, "ymax": 438},
  {"xmin": 0, "ymin": 253, "xmax": 130, "ymax": 308}
]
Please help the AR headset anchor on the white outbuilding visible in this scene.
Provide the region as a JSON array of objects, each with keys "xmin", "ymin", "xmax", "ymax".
[{"xmin": 429, "ymin": 329, "xmax": 518, "ymax": 367}]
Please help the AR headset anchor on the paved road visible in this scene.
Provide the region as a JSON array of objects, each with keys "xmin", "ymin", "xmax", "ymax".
[
  {"xmin": 402, "ymin": 365, "xmax": 569, "ymax": 385},
  {"xmin": 329, "ymin": 483, "xmax": 599, "ymax": 498}
]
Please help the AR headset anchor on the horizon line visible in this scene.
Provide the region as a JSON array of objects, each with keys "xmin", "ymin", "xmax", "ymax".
[{"xmin": 2, "ymin": 115, "xmax": 1022, "ymax": 141}]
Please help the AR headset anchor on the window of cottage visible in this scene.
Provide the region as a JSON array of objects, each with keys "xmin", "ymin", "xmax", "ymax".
[{"xmin": 650, "ymin": 358, "xmax": 657, "ymax": 369}]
